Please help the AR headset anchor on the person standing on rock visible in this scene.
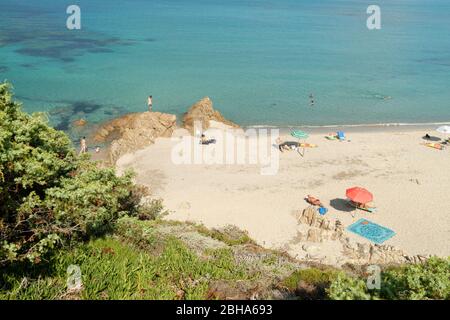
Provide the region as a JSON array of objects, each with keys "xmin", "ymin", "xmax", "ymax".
[
  {"xmin": 147, "ymin": 95, "xmax": 153, "ymax": 112},
  {"xmin": 79, "ymin": 136, "xmax": 87, "ymax": 155}
]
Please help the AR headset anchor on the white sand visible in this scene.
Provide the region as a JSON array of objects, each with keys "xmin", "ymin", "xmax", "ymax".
[{"xmin": 117, "ymin": 126, "xmax": 450, "ymax": 261}]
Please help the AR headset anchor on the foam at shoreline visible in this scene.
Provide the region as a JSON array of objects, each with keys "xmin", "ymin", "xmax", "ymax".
[{"xmin": 245, "ymin": 121, "xmax": 450, "ymax": 134}]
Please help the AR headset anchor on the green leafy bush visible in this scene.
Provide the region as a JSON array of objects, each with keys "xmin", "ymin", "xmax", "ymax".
[
  {"xmin": 0, "ymin": 83, "xmax": 137, "ymax": 265},
  {"xmin": 381, "ymin": 257, "xmax": 450, "ymax": 300},
  {"xmin": 326, "ymin": 257, "xmax": 449, "ymax": 300},
  {"xmin": 282, "ymin": 268, "xmax": 339, "ymax": 291},
  {"xmin": 327, "ymin": 273, "xmax": 373, "ymax": 300}
]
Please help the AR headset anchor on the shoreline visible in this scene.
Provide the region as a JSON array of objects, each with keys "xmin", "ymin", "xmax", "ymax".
[
  {"xmin": 89, "ymin": 109, "xmax": 449, "ymax": 140},
  {"xmin": 244, "ymin": 121, "xmax": 449, "ymax": 134},
  {"xmin": 87, "ymin": 112, "xmax": 449, "ymax": 163}
]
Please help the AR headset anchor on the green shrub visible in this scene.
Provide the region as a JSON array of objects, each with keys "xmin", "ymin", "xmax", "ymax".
[
  {"xmin": 136, "ymin": 198, "xmax": 169, "ymax": 221},
  {"xmin": 282, "ymin": 268, "xmax": 340, "ymax": 292},
  {"xmin": 115, "ymin": 216, "xmax": 161, "ymax": 252},
  {"xmin": 326, "ymin": 257, "xmax": 450, "ymax": 300},
  {"xmin": 381, "ymin": 257, "xmax": 450, "ymax": 300},
  {"xmin": 0, "ymin": 82, "xmax": 137, "ymax": 266},
  {"xmin": 194, "ymin": 224, "xmax": 255, "ymax": 246},
  {"xmin": 327, "ymin": 273, "xmax": 373, "ymax": 300}
]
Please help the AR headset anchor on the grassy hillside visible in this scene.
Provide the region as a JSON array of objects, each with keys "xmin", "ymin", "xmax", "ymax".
[{"xmin": 2, "ymin": 216, "xmax": 448, "ymax": 300}]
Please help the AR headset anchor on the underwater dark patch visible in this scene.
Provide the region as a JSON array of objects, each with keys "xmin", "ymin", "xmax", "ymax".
[
  {"xmin": 3, "ymin": 22, "xmax": 136, "ymax": 63},
  {"xmin": 20, "ymin": 63, "xmax": 36, "ymax": 69},
  {"xmin": 15, "ymin": 46, "xmax": 63, "ymax": 59},
  {"xmin": 416, "ymin": 58, "xmax": 450, "ymax": 67},
  {"xmin": 87, "ymin": 48, "xmax": 115, "ymax": 54},
  {"xmin": 49, "ymin": 101, "xmax": 105, "ymax": 132},
  {"xmin": 55, "ymin": 117, "xmax": 71, "ymax": 131},
  {"xmin": 70, "ymin": 101, "xmax": 103, "ymax": 114}
]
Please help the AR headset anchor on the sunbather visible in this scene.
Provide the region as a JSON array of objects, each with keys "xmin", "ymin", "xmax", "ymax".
[
  {"xmin": 306, "ymin": 195, "xmax": 323, "ymax": 207},
  {"xmin": 277, "ymin": 139, "xmax": 300, "ymax": 152},
  {"xmin": 325, "ymin": 133, "xmax": 338, "ymax": 140},
  {"xmin": 423, "ymin": 142, "xmax": 443, "ymax": 150},
  {"xmin": 200, "ymin": 134, "xmax": 216, "ymax": 145},
  {"xmin": 349, "ymin": 200, "xmax": 376, "ymax": 212}
]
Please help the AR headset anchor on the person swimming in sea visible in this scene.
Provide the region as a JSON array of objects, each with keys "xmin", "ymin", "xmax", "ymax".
[{"xmin": 309, "ymin": 93, "xmax": 315, "ymax": 107}]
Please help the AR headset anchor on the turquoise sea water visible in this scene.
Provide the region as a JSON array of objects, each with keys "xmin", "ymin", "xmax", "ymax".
[{"xmin": 1, "ymin": 0, "xmax": 450, "ymax": 132}]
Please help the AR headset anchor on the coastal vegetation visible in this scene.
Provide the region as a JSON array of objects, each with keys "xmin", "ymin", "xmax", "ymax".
[{"xmin": 0, "ymin": 82, "xmax": 448, "ymax": 300}]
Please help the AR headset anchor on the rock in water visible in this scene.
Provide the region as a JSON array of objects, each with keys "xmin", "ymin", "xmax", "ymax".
[
  {"xmin": 73, "ymin": 118, "xmax": 87, "ymax": 127},
  {"xmin": 183, "ymin": 97, "xmax": 239, "ymax": 134}
]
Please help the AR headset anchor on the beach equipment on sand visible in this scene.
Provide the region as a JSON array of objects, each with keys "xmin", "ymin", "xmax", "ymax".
[
  {"xmin": 299, "ymin": 143, "xmax": 317, "ymax": 148},
  {"xmin": 346, "ymin": 187, "xmax": 373, "ymax": 204},
  {"xmin": 337, "ymin": 131, "xmax": 346, "ymax": 141},
  {"xmin": 291, "ymin": 130, "xmax": 310, "ymax": 157},
  {"xmin": 436, "ymin": 126, "xmax": 450, "ymax": 145},
  {"xmin": 291, "ymin": 130, "xmax": 309, "ymax": 139},
  {"xmin": 422, "ymin": 134, "xmax": 441, "ymax": 142},
  {"xmin": 347, "ymin": 219, "xmax": 395, "ymax": 244},
  {"xmin": 325, "ymin": 133, "xmax": 338, "ymax": 140},
  {"xmin": 423, "ymin": 143, "xmax": 443, "ymax": 150},
  {"xmin": 436, "ymin": 125, "xmax": 450, "ymax": 134}
]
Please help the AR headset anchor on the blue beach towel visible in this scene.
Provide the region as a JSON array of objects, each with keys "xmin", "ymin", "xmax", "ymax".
[{"xmin": 347, "ymin": 219, "xmax": 396, "ymax": 244}]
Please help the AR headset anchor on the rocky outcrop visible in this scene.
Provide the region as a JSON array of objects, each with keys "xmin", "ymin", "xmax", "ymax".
[
  {"xmin": 73, "ymin": 118, "xmax": 87, "ymax": 127},
  {"xmin": 183, "ymin": 97, "xmax": 239, "ymax": 134},
  {"xmin": 92, "ymin": 98, "xmax": 238, "ymax": 163},
  {"xmin": 93, "ymin": 112, "xmax": 177, "ymax": 163},
  {"xmin": 294, "ymin": 207, "xmax": 430, "ymax": 266}
]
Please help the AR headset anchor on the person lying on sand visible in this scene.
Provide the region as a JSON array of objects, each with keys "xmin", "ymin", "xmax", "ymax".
[
  {"xmin": 349, "ymin": 200, "xmax": 377, "ymax": 212},
  {"xmin": 306, "ymin": 195, "xmax": 323, "ymax": 207},
  {"xmin": 200, "ymin": 134, "xmax": 216, "ymax": 145},
  {"xmin": 276, "ymin": 138, "xmax": 299, "ymax": 152}
]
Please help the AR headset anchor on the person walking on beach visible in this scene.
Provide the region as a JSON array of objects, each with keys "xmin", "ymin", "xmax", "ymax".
[
  {"xmin": 79, "ymin": 136, "xmax": 87, "ymax": 155},
  {"xmin": 147, "ymin": 95, "xmax": 153, "ymax": 112}
]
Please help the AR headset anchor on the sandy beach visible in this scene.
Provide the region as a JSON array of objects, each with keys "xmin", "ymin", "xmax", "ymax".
[{"xmin": 116, "ymin": 123, "xmax": 450, "ymax": 265}]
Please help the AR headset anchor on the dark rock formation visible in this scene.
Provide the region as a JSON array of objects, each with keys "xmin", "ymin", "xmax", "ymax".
[
  {"xmin": 183, "ymin": 97, "xmax": 239, "ymax": 134},
  {"xmin": 93, "ymin": 111, "xmax": 177, "ymax": 163}
]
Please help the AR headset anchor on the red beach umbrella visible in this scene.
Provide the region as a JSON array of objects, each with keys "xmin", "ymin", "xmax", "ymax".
[{"xmin": 346, "ymin": 187, "xmax": 373, "ymax": 204}]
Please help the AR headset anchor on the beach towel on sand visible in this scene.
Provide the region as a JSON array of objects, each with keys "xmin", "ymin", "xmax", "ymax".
[
  {"xmin": 347, "ymin": 219, "xmax": 395, "ymax": 244},
  {"xmin": 423, "ymin": 143, "xmax": 443, "ymax": 150}
]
